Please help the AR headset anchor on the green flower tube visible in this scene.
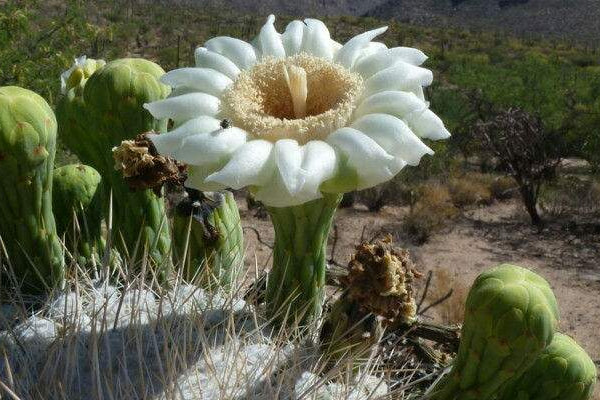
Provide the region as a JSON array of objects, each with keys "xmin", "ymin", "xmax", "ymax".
[
  {"xmin": 56, "ymin": 57, "xmax": 172, "ymax": 276},
  {"xmin": 429, "ymin": 264, "xmax": 560, "ymax": 400},
  {"xmin": 144, "ymin": 15, "xmax": 451, "ymax": 324},
  {"xmin": 498, "ymin": 333, "xmax": 597, "ymax": 400},
  {"xmin": 173, "ymin": 189, "xmax": 244, "ymax": 289},
  {"xmin": 0, "ymin": 86, "xmax": 63, "ymax": 293},
  {"xmin": 52, "ymin": 164, "xmax": 103, "ymax": 266}
]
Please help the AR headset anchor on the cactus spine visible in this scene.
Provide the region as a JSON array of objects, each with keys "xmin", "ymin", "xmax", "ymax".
[
  {"xmin": 0, "ymin": 86, "xmax": 64, "ymax": 293},
  {"xmin": 52, "ymin": 164, "xmax": 103, "ymax": 266},
  {"xmin": 56, "ymin": 58, "xmax": 172, "ymax": 276},
  {"xmin": 429, "ymin": 264, "xmax": 560, "ymax": 400}
]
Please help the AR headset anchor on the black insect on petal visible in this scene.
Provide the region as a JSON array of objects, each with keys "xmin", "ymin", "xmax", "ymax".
[{"xmin": 220, "ymin": 119, "xmax": 231, "ymax": 129}]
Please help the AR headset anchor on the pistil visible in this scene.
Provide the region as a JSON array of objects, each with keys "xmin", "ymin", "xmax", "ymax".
[{"xmin": 283, "ymin": 64, "xmax": 308, "ymax": 119}]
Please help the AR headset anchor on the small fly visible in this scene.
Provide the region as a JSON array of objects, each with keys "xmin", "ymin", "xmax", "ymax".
[{"xmin": 220, "ymin": 119, "xmax": 231, "ymax": 129}]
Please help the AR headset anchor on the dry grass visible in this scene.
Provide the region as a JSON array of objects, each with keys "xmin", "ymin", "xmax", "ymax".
[
  {"xmin": 425, "ymin": 269, "xmax": 468, "ymax": 326},
  {"xmin": 448, "ymin": 174, "xmax": 493, "ymax": 208},
  {"xmin": 403, "ymin": 183, "xmax": 459, "ymax": 244}
]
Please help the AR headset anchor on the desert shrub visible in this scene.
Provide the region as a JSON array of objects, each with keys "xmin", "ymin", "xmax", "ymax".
[
  {"xmin": 473, "ymin": 108, "xmax": 562, "ymax": 226},
  {"xmin": 539, "ymin": 176, "xmax": 600, "ymax": 216},
  {"xmin": 356, "ymin": 177, "xmax": 415, "ymax": 211},
  {"xmin": 489, "ymin": 175, "xmax": 518, "ymax": 200},
  {"xmin": 448, "ymin": 174, "xmax": 493, "ymax": 207},
  {"xmin": 403, "ymin": 183, "xmax": 459, "ymax": 244}
]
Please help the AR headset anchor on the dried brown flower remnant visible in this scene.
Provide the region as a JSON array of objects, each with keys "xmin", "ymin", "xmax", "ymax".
[
  {"xmin": 113, "ymin": 132, "xmax": 186, "ymax": 195},
  {"xmin": 342, "ymin": 236, "xmax": 420, "ymax": 324}
]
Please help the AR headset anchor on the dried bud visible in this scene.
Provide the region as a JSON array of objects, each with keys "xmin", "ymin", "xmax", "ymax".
[
  {"xmin": 113, "ymin": 132, "xmax": 186, "ymax": 195},
  {"xmin": 343, "ymin": 235, "xmax": 420, "ymax": 324}
]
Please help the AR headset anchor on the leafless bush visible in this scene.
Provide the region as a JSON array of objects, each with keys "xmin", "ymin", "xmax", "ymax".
[{"xmin": 473, "ymin": 108, "xmax": 561, "ymax": 226}]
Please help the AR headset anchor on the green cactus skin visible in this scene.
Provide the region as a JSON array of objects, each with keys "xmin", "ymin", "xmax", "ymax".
[
  {"xmin": 56, "ymin": 58, "xmax": 172, "ymax": 277},
  {"xmin": 173, "ymin": 191, "xmax": 244, "ymax": 289},
  {"xmin": 52, "ymin": 164, "xmax": 103, "ymax": 266},
  {"xmin": 0, "ymin": 86, "xmax": 64, "ymax": 293},
  {"xmin": 266, "ymin": 193, "xmax": 342, "ymax": 325},
  {"xmin": 429, "ymin": 264, "xmax": 560, "ymax": 400},
  {"xmin": 498, "ymin": 333, "xmax": 597, "ymax": 400}
]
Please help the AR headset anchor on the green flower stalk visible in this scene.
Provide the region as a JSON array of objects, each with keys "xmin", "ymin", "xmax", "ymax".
[
  {"xmin": 52, "ymin": 164, "xmax": 103, "ymax": 266},
  {"xmin": 144, "ymin": 16, "xmax": 451, "ymax": 324},
  {"xmin": 57, "ymin": 58, "xmax": 172, "ymax": 276},
  {"xmin": 0, "ymin": 86, "xmax": 63, "ymax": 293},
  {"xmin": 498, "ymin": 333, "xmax": 597, "ymax": 400},
  {"xmin": 173, "ymin": 189, "xmax": 244, "ymax": 289},
  {"xmin": 429, "ymin": 264, "xmax": 560, "ymax": 400}
]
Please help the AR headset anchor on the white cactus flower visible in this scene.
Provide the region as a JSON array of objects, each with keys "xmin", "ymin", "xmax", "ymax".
[
  {"xmin": 60, "ymin": 55, "xmax": 106, "ymax": 94},
  {"xmin": 145, "ymin": 15, "xmax": 450, "ymax": 207}
]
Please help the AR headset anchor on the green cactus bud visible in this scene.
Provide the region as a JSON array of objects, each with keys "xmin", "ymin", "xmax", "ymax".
[
  {"xmin": 52, "ymin": 164, "xmax": 104, "ymax": 266},
  {"xmin": 0, "ymin": 86, "xmax": 64, "ymax": 293},
  {"xmin": 429, "ymin": 264, "xmax": 560, "ymax": 400},
  {"xmin": 56, "ymin": 58, "xmax": 172, "ymax": 277},
  {"xmin": 173, "ymin": 190, "xmax": 244, "ymax": 289},
  {"xmin": 498, "ymin": 333, "xmax": 597, "ymax": 400}
]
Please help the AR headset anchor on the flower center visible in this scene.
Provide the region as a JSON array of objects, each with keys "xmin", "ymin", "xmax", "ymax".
[{"xmin": 221, "ymin": 54, "xmax": 364, "ymax": 144}]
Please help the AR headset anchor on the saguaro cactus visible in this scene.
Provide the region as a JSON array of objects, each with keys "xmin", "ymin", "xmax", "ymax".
[
  {"xmin": 429, "ymin": 264, "xmax": 560, "ymax": 400},
  {"xmin": 172, "ymin": 189, "xmax": 244, "ymax": 289},
  {"xmin": 52, "ymin": 164, "xmax": 103, "ymax": 266},
  {"xmin": 498, "ymin": 333, "xmax": 597, "ymax": 400},
  {"xmin": 0, "ymin": 86, "xmax": 63, "ymax": 293},
  {"xmin": 57, "ymin": 58, "xmax": 172, "ymax": 275}
]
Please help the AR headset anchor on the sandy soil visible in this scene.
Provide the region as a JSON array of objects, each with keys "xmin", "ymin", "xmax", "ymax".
[{"xmin": 239, "ymin": 196, "xmax": 600, "ymax": 396}]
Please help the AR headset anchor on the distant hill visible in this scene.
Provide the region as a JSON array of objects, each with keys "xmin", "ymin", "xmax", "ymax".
[
  {"xmin": 162, "ymin": 0, "xmax": 598, "ymax": 44},
  {"xmin": 364, "ymin": 0, "xmax": 599, "ymax": 44}
]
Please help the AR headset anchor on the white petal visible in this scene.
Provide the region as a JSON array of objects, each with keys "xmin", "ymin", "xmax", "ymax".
[
  {"xmin": 330, "ymin": 39, "xmax": 343, "ymax": 55},
  {"xmin": 327, "ymin": 127, "xmax": 404, "ymax": 190},
  {"xmin": 205, "ymin": 140, "xmax": 275, "ymax": 189},
  {"xmin": 301, "ymin": 19, "xmax": 334, "ymax": 60},
  {"xmin": 148, "ymin": 116, "xmax": 221, "ymax": 154},
  {"xmin": 143, "ymin": 93, "xmax": 220, "ymax": 124},
  {"xmin": 351, "ymin": 114, "xmax": 433, "ymax": 165},
  {"xmin": 354, "ymin": 41, "xmax": 388, "ymax": 66},
  {"xmin": 405, "ymin": 109, "xmax": 451, "ymax": 140},
  {"xmin": 194, "ymin": 47, "xmax": 241, "ymax": 79},
  {"xmin": 185, "ymin": 164, "xmax": 227, "ymax": 192},
  {"xmin": 274, "ymin": 139, "xmax": 305, "ymax": 196},
  {"xmin": 282, "ymin": 20, "xmax": 304, "ymax": 56},
  {"xmin": 353, "ymin": 47, "xmax": 429, "ymax": 79},
  {"xmin": 256, "ymin": 15, "xmax": 285, "ymax": 58},
  {"xmin": 362, "ymin": 62, "xmax": 433, "ymax": 98},
  {"xmin": 353, "ymin": 91, "xmax": 427, "ymax": 120},
  {"xmin": 173, "ymin": 127, "xmax": 248, "ymax": 165},
  {"xmin": 161, "ymin": 68, "xmax": 232, "ymax": 97},
  {"xmin": 335, "ymin": 27, "xmax": 388, "ymax": 69},
  {"xmin": 204, "ymin": 37, "xmax": 257, "ymax": 70},
  {"xmin": 300, "ymin": 140, "xmax": 337, "ymax": 196}
]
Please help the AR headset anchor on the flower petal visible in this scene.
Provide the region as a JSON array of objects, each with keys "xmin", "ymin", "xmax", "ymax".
[
  {"xmin": 148, "ymin": 116, "xmax": 221, "ymax": 154},
  {"xmin": 282, "ymin": 20, "xmax": 304, "ymax": 56},
  {"xmin": 274, "ymin": 139, "xmax": 305, "ymax": 196},
  {"xmin": 300, "ymin": 140, "xmax": 338, "ymax": 196},
  {"xmin": 160, "ymin": 68, "xmax": 233, "ymax": 97},
  {"xmin": 326, "ymin": 127, "xmax": 405, "ymax": 190},
  {"xmin": 405, "ymin": 109, "xmax": 451, "ymax": 140},
  {"xmin": 353, "ymin": 91, "xmax": 427, "ymax": 121},
  {"xmin": 143, "ymin": 93, "xmax": 220, "ymax": 124},
  {"xmin": 185, "ymin": 164, "xmax": 227, "ymax": 192},
  {"xmin": 351, "ymin": 114, "xmax": 433, "ymax": 165},
  {"xmin": 353, "ymin": 47, "xmax": 429, "ymax": 79},
  {"xmin": 301, "ymin": 19, "xmax": 334, "ymax": 60},
  {"xmin": 173, "ymin": 127, "xmax": 248, "ymax": 165},
  {"xmin": 194, "ymin": 47, "xmax": 241, "ymax": 79},
  {"xmin": 255, "ymin": 14, "xmax": 285, "ymax": 58},
  {"xmin": 204, "ymin": 37, "xmax": 257, "ymax": 70},
  {"xmin": 354, "ymin": 41, "xmax": 388, "ymax": 66},
  {"xmin": 335, "ymin": 26, "xmax": 388, "ymax": 69},
  {"xmin": 362, "ymin": 62, "xmax": 433, "ymax": 98},
  {"xmin": 205, "ymin": 140, "xmax": 275, "ymax": 189}
]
